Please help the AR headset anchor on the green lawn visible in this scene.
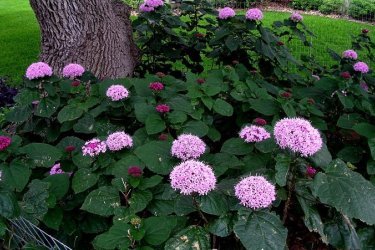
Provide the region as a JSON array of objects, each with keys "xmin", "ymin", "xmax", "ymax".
[{"xmin": 0, "ymin": 0, "xmax": 374, "ymax": 85}]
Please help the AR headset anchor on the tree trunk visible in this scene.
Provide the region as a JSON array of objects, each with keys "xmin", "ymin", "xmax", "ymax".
[{"xmin": 29, "ymin": 0, "xmax": 138, "ymax": 79}]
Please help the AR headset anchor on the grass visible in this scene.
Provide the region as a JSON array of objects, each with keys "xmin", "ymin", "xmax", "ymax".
[{"xmin": 0, "ymin": 0, "xmax": 374, "ymax": 85}]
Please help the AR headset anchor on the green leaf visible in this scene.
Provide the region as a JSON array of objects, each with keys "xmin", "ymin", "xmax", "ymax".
[
  {"xmin": 35, "ymin": 96, "xmax": 60, "ymax": 118},
  {"xmin": 255, "ymin": 138, "xmax": 277, "ymax": 153},
  {"xmin": 57, "ymin": 105, "xmax": 84, "ymax": 123},
  {"xmin": 44, "ymin": 174, "xmax": 70, "ymax": 199},
  {"xmin": 275, "ymin": 154, "xmax": 291, "ymax": 187},
  {"xmin": 337, "ymin": 146, "xmax": 363, "ymax": 163},
  {"xmin": 369, "ymin": 138, "xmax": 375, "ymax": 160},
  {"xmin": 337, "ymin": 113, "xmax": 364, "ymax": 129},
  {"xmin": 221, "ymin": 138, "xmax": 253, "ymax": 155},
  {"xmin": 174, "ymin": 195, "xmax": 196, "ymax": 216},
  {"xmin": 134, "ymin": 103, "xmax": 155, "ymax": 123},
  {"xmin": 93, "ymin": 222, "xmax": 131, "ymax": 250},
  {"xmin": 143, "ymin": 216, "xmax": 177, "ymax": 245},
  {"xmin": 353, "ymin": 123, "xmax": 375, "ymax": 139},
  {"xmin": 182, "ymin": 121, "xmax": 209, "ymax": 137},
  {"xmin": 1, "ymin": 160, "xmax": 31, "ymax": 192},
  {"xmin": 168, "ymin": 111, "xmax": 187, "ymax": 124},
  {"xmin": 135, "ymin": 141, "xmax": 175, "ymax": 175},
  {"xmin": 22, "ymin": 180, "xmax": 50, "ymax": 221},
  {"xmin": 164, "ymin": 226, "xmax": 210, "ymax": 250},
  {"xmin": 81, "ymin": 215, "xmax": 109, "ymax": 234},
  {"xmin": 0, "ymin": 190, "xmax": 19, "ymax": 218},
  {"xmin": 168, "ymin": 97, "xmax": 193, "ymax": 113},
  {"xmin": 249, "ymin": 99, "xmax": 279, "ymax": 116},
  {"xmin": 20, "ymin": 143, "xmax": 62, "ymax": 167},
  {"xmin": 313, "ymin": 159, "xmax": 375, "ymax": 225},
  {"xmin": 139, "ymin": 175, "xmax": 163, "ymax": 190},
  {"xmin": 6, "ymin": 105, "xmax": 32, "ymax": 123},
  {"xmin": 367, "ymin": 161, "xmax": 375, "ymax": 175},
  {"xmin": 81, "ymin": 186, "xmax": 120, "ymax": 217},
  {"xmin": 208, "ymin": 214, "xmax": 233, "ymax": 237},
  {"xmin": 282, "ymin": 102, "xmax": 296, "ymax": 117},
  {"xmin": 310, "ymin": 144, "xmax": 332, "ymax": 169},
  {"xmin": 72, "ymin": 168, "xmax": 99, "ymax": 193},
  {"xmin": 358, "ymin": 227, "xmax": 375, "ymax": 249},
  {"xmin": 225, "ymin": 36, "xmax": 240, "ymax": 52},
  {"xmin": 145, "ymin": 114, "xmax": 166, "ymax": 135},
  {"xmin": 42, "ymin": 207, "xmax": 63, "ymax": 230},
  {"xmin": 234, "ymin": 210, "xmax": 287, "ymax": 250},
  {"xmin": 213, "ymin": 99, "xmax": 233, "ymax": 116},
  {"xmin": 73, "ymin": 114, "xmax": 96, "ymax": 134},
  {"xmin": 198, "ymin": 191, "xmax": 229, "ymax": 216},
  {"xmin": 129, "ymin": 190, "xmax": 153, "ymax": 213}
]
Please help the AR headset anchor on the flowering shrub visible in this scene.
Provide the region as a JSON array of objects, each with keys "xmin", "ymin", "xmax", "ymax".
[{"xmin": 1, "ymin": 3, "xmax": 375, "ymax": 250}]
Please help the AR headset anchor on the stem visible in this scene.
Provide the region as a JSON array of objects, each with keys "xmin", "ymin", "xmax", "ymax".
[
  {"xmin": 192, "ymin": 196, "xmax": 209, "ymax": 224},
  {"xmin": 282, "ymin": 167, "xmax": 296, "ymax": 224}
]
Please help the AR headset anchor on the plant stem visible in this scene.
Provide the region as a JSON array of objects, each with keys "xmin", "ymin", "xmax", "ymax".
[
  {"xmin": 283, "ymin": 168, "xmax": 296, "ymax": 224},
  {"xmin": 192, "ymin": 196, "xmax": 209, "ymax": 224}
]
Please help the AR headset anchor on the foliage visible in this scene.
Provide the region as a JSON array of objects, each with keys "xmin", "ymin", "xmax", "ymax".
[
  {"xmin": 349, "ymin": 0, "xmax": 375, "ymax": 21},
  {"xmin": 318, "ymin": 0, "xmax": 343, "ymax": 15},
  {"xmin": 1, "ymin": 1, "xmax": 375, "ymax": 249},
  {"xmin": 291, "ymin": 0, "xmax": 323, "ymax": 11}
]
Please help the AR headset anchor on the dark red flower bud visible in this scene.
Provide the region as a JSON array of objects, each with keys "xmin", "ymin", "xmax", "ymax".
[
  {"xmin": 277, "ymin": 41, "xmax": 284, "ymax": 46},
  {"xmin": 71, "ymin": 80, "xmax": 80, "ymax": 87},
  {"xmin": 307, "ymin": 98, "xmax": 315, "ymax": 105},
  {"xmin": 158, "ymin": 133, "xmax": 168, "ymax": 141},
  {"xmin": 128, "ymin": 166, "xmax": 143, "ymax": 177},
  {"xmin": 306, "ymin": 165, "xmax": 317, "ymax": 178},
  {"xmin": 362, "ymin": 29, "xmax": 369, "ymax": 34},
  {"xmin": 65, "ymin": 145, "xmax": 76, "ymax": 152},
  {"xmin": 155, "ymin": 72, "xmax": 166, "ymax": 78},
  {"xmin": 281, "ymin": 92, "xmax": 292, "ymax": 98},
  {"xmin": 194, "ymin": 33, "xmax": 205, "ymax": 38},
  {"xmin": 254, "ymin": 118, "xmax": 267, "ymax": 126},
  {"xmin": 340, "ymin": 71, "xmax": 351, "ymax": 79},
  {"xmin": 196, "ymin": 78, "xmax": 205, "ymax": 84}
]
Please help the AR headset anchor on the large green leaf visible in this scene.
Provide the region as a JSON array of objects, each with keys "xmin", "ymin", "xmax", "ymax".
[
  {"xmin": 22, "ymin": 180, "xmax": 50, "ymax": 221},
  {"xmin": 1, "ymin": 160, "xmax": 31, "ymax": 192},
  {"xmin": 233, "ymin": 210, "xmax": 287, "ymax": 250},
  {"xmin": 81, "ymin": 186, "xmax": 120, "ymax": 217},
  {"xmin": 44, "ymin": 174, "xmax": 70, "ymax": 199},
  {"xmin": 0, "ymin": 190, "xmax": 20, "ymax": 218},
  {"xmin": 72, "ymin": 168, "xmax": 99, "ymax": 193},
  {"xmin": 134, "ymin": 141, "xmax": 175, "ymax": 175},
  {"xmin": 313, "ymin": 159, "xmax": 375, "ymax": 225},
  {"xmin": 221, "ymin": 138, "xmax": 253, "ymax": 155},
  {"xmin": 42, "ymin": 207, "xmax": 63, "ymax": 230},
  {"xmin": 198, "ymin": 191, "xmax": 229, "ymax": 216},
  {"xmin": 6, "ymin": 105, "xmax": 32, "ymax": 123},
  {"xmin": 93, "ymin": 222, "xmax": 131, "ymax": 250},
  {"xmin": 275, "ymin": 154, "xmax": 291, "ymax": 187},
  {"xmin": 129, "ymin": 190, "xmax": 153, "ymax": 213},
  {"xmin": 182, "ymin": 120, "xmax": 209, "ymax": 137},
  {"xmin": 164, "ymin": 226, "xmax": 210, "ymax": 250},
  {"xmin": 213, "ymin": 99, "xmax": 233, "ymax": 116},
  {"xmin": 208, "ymin": 214, "xmax": 233, "ymax": 237},
  {"xmin": 35, "ymin": 96, "xmax": 60, "ymax": 118},
  {"xmin": 249, "ymin": 99, "xmax": 279, "ymax": 116},
  {"xmin": 134, "ymin": 103, "xmax": 156, "ymax": 123},
  {"xmin": 57, "ymin": 105, "xmax": 84, "ymax": 123},
  {"xmin": 353, "ymin": 123, "xmax": 375, "ymax": 139},
  {"xmin": 20, "ymin": 143, "xmax": 62, "ymax": 167},
  {"xmin": 310, "ymin": 144, "xmax": 332, "ymax": 169},
  {"xmin": 145, "ymin": 114, "xmax": 166, "ymax": 135},
  {"xmin": 143, "ymin": 216, "xmax": 178, "ymax": 245}
]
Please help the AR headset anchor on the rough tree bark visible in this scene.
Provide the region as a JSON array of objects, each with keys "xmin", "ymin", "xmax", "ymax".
[{"xmin": 29, "ymin": 0, "xmax": 138, "ymax": 79}]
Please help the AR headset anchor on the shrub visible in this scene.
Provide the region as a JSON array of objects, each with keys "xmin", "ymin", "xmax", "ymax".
[
  {"xmin": 291, "ymin": 0, "xmax": 323, "ymax": 11},
  {"xmin": 349, "ymin": 0, "xmax": 375, "ymax": 21},
  {"xmin": 1, "ymin": 3, "xmax": 375, "ymax": 250},
  {"xmin": 319, "ymin": 0, "xmax": 343, "ymax": 14}
]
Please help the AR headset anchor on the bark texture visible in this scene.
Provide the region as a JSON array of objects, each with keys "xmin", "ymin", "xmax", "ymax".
[{"xmin": 30, "ymin": 0, "xmax": 138, "ymax": 79}]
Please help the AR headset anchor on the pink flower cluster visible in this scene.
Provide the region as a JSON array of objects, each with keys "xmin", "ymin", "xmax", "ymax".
[
  {"xmin": 171, "ymin": 134, "xmax": 206, "ymax": 160},
  {"xmin": 342, "ymin": 50, "xmax": 358, "ymax": 60},
  {"xmin": 290, "ymin": 12, "xmax": 303, "ymax": 22},
  {"xmin": 245, "ymin": 8, "xmax": 263, "ymax": 21},
  {"xmin": 239, "ymin": 125, "xmax": 271, "ymax": 143},
  {"xmin": 106, "ymin": 131, "xmax": 133, "ymax": 151},
  {"xmin": 50, "ymin": 163, "xmax": 64, "ymax": 175},
  {"xmin": 149, "ymin": 82, "xmax": 164, "ymax": 91},
  {"xmin": 218, "ymin": 7, "xmax": 235, "ymax": 19},
  {"xmin": 274, "ymin": 117, "xmax": 323, "ymax": 157},
  {"xmin": 139, "ymin": 0, "xmax": 163, "ymax": 12},
  {"xmin": 353, "ymin": 62, "xmax": 369, "ymax": 74},
  {"xmin": 25, "ymin": 62, "xmax": 53, "ymax": 80},
  {"xmin": 156, "ymin": 104, "xmax": 170, "ymax": 113},
  {"xmin": 234, "ymin": 176, "xmax": 276, "ymax": 209},
  {"xmin": 170, "ymin": 160, "xmax": 216, "ymax": 195},
  {"xmin": 82, "ymin": 138, "xmax": 107, "ymax": 157},
  {"xmin": 0, "ymin": 136, "xmax": 11, "ymax": 151},
  {"xmin": 106, "ymin": 85, "xmax": 129, "ymax": 101},
  {"xmin": 62, "ymin": 63, "xmax": 85, "ymax": 78}
]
